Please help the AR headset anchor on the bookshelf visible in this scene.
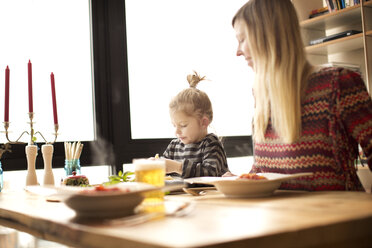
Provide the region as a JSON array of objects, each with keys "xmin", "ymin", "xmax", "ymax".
[{"xmin": 292, "ymin": 0, "xmax": 372, "ymax": 92}]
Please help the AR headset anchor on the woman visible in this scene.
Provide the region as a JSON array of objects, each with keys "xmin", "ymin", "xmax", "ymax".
[{"xmin": 232, "ymin": 0, "xmax": 372, "ymax": 190}]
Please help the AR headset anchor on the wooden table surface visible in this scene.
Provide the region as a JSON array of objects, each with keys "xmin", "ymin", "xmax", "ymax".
[{"xmin": 0, "ymin": 188, "xmax": 372, "ymax": 248}]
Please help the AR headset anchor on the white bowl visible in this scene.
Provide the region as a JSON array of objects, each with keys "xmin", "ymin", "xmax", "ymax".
[
  {"xmin": 62, "ymin": 182, "xmax": 157, "ymax": 218},
  {"xmin": 26, "ymin": 182, "xmax": 157, "ymax": 218},
  {"xmin": 357, "ymin": 166, "xmax": 372, "ymax": 193},
  {"xmin": 185, "ymin": 172, "xmax": 313, "ymax": 198},
  {"xmin": 213, "ymin": 179, "xmax": 282, "ymax": 198}
]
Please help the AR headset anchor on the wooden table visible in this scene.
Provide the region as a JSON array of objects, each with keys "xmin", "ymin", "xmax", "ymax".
[{"xmin": 0, "ymin": 188, "xmax": 372, "ymax": 248}]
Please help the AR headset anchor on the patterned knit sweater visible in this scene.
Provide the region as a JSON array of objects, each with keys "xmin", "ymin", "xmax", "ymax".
[
  {"xmin": 250, "ymin": 67, "xmax": 372, "ymax": 191},
  {"xmin": 163, "ymin": 133, "xmax": 229, "ymax": 178}
]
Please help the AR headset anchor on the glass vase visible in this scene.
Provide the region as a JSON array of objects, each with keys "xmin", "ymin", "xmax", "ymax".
[{"xmin": 64, "ymin": 159, "xmax": 81, "ymax": 176}]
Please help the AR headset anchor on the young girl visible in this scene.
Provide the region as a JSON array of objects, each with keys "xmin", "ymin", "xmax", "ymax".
[{"xmin": 162, "ymin": 72, "xmax": 229, "ymax": 178}]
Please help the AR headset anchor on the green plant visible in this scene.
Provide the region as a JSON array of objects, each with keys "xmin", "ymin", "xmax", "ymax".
[
  {"xmin": 0, "ymin": 143, "xmax": 11, "ymax": 159},
  {"xmin": 104, "ymin": 170, "xmax": 134, "ymax": 185}
]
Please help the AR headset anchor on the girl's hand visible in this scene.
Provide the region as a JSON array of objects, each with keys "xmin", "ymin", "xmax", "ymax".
[
  {"xmin": 222, "ymin": 171, "xmax": 236, "ymax": 177},
  {"xmin": 164, "ymin": 159, "xmax": 182, "ymax": 174}
]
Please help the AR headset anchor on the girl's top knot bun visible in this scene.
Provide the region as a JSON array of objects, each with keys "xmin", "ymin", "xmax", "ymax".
[{"xmin": 187, "ymin": 71, "xmax": 206, "ymax": 88}]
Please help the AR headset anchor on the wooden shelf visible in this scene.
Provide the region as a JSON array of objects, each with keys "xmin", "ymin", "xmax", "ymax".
[
  {"xmin": 295, "ymin": 0, "xmax": 372, "ymax": 91},
  {"xmin": 300, "ymin": 5, "xmax": 361, "ymax": 30},
  {"xmin": 364, "ymin": 1, "xmax": 372, "ymax": 7},
  {"xmin": 305, "ymin": 33, "xmax": 364, "ymax": 55}
]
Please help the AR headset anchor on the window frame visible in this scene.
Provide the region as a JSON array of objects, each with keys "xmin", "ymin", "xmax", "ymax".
[{"xmin": 2, "ymin": 0, "xmax": 253, "ymax": 174}]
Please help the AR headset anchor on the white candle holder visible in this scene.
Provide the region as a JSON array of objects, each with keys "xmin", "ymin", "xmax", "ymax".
[
  {"xmin": 2, "ymin": 112, "xmax": 58, "ymax": 145},
  {"xmin": 42, "ymin": 144, "xmax": 55, "ymax": 185},
  {"xmin": 25, "ymin": 145, "xmax": 38, "ymax": 186},
  {"xmin": 2, "ymin": 112, "xmax": 59, "ymax": 186}
]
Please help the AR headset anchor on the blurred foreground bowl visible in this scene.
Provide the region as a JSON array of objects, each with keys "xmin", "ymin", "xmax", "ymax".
[{"xmin": 357, "ymin": 165, "xmax": 372, "ymax": 193}]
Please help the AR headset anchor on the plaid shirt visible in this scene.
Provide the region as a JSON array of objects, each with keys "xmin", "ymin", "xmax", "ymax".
[{"xmin": 163, "ymin": 133, "xmax": 229, "ymax": 178}]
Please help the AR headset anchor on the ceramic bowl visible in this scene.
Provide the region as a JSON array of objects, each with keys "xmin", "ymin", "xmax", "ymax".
[{"xmin": 357, "ymin": 166, "xmax": 372, "ymax": 193}]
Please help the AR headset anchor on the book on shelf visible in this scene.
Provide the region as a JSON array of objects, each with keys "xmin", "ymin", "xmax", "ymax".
[
  {"xmin": 325, "ymin": 0, "xmax": 360, "ymax": 12},
  {"xmin": 309, "ymin": 6, "xmax": 329, "ymax": 18},
  {"xmin": 325, "ymin": 0, "xmax": 335, "ymax": 12},
  {"xmin": 309, "ymin": 30, "xmax": 361, "ymax": 45}
]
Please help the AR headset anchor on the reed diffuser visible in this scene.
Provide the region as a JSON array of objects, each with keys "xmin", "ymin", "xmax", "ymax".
[{"xmin": 64, "ymin": 141, "xmax": 84, "ymax": 175}]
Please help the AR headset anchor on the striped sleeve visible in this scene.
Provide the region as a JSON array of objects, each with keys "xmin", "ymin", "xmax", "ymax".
[
  {"xmin": 182, "ymin": 135, "xmax": 229, "ymax": 178},
  {"xmin": 163, "ymin": 142, "xmax": 172, "ymax": 159},
  {"xmin": 163, "ymin": 134, "xmax": 229, "ymax": 178},
  {"xmin": 337, "ymin": 70, "xmax": 372, "ymax": 170}
]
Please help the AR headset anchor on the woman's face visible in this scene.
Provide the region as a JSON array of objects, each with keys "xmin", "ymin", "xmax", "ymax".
[{"xmin": 234, "ymin": 19, "xmax": 254, "ymax": 69}]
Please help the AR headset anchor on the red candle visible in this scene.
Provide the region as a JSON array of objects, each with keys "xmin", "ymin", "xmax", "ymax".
[
  {"xmin": 50, "ymin": 72, "xmax": 58, "ymax": 125},
  {"xmin": 28, "ymin": 60, "xmax": 33, "ymax": 113},
  {"xmin": 4, "ymin": 66, "xmax": 10, "ymax": 122}
]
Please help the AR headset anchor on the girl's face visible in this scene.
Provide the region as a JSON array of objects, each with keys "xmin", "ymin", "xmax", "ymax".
[
  {"xmin": 171, "ymin": 111, "xmax": 208, "ymax": 145},
  {"xmin": 234, "ymin": 19, "xmax": 254, "ymax": 69}
]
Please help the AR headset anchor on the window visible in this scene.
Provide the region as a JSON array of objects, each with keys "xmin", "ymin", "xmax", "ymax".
[
  {"xmin": 0, "ymin": 0, "xmax": 96, "ymax": 171},
  {"xmin": 125, "ymin": 0, "xmax": 254, "ymax": 139},
  {"xmin": 1, "ymin": 0, "xmax": 253, "ymax": 173},
  {"xmin": 90, "ymin": 0, "xmax": 254, "ymax": 172},
  {"xmin": 0, "ymin": 0, "xmax": 94, "ymax": 144}
]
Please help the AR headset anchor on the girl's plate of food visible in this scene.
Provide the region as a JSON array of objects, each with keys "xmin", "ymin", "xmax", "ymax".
[{"xmin": 184, "ymin": 172, "xmax": 313, "ymax": 198}]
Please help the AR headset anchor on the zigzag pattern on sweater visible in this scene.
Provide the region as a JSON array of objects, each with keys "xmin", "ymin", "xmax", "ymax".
[{"xmin": 251, "ymin": 67, "xmax": 372, "ymax": 191}]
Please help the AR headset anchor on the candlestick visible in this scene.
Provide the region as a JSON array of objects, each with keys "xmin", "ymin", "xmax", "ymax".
[
  {"xmin": 4, "ymin": 66, "xmax": 10, "ymax": 122},
  {"xmin": 29, "ymin": 112, "xmax": 35, "ymax": 144},
  {"xmin": 28, "ymin": 60, "xmax": 33, "ymax": 113},
  {"xmin": 2, "ymin": 61, "xmax": 59, "ymax": 145},
  {"xmin": 50, "ymin": 72, "xmax": 58, "ymax": 125}
]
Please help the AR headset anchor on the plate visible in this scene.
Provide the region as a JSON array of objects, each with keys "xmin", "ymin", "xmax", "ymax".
[
  {"xmin": 185, "ymin": 173, "xmax": 314, "ymax": 198},
  {"xmin": 182, "ymin": 186, "xmax": 216, "ymax": 196},
  {"xmin": 165, "ymin": 178, "xmax": 212, "ymax": 194},
  {"xmin": 26, "ymin": 182, "xmax": 158, "ymax": 218}
]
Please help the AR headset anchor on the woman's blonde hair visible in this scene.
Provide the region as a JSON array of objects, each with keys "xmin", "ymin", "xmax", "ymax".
[
  {"xmin": 233, "ymin": 0, "xmax": 313, "ymax": 143},
  {"xmin": 169, "ymin": 71, "xmax": 213, "ymax": 122}
]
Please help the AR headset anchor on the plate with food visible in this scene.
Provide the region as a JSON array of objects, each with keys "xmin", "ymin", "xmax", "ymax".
[
  {"xmin": 26, "ymin": 182, "xmax": 159, "ymax": 218},
  {"xmin": 61, "ymin": 172, "xmax": 90, "ymax": 186},
  {"xmin": 185, "ymin": 172, "xmax": 313, "ymax": 198}
]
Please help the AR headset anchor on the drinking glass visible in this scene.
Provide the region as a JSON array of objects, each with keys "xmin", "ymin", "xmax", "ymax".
[{"xmin": 133, "ymin": 158, "xmax": 165, "ymax": 213}]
